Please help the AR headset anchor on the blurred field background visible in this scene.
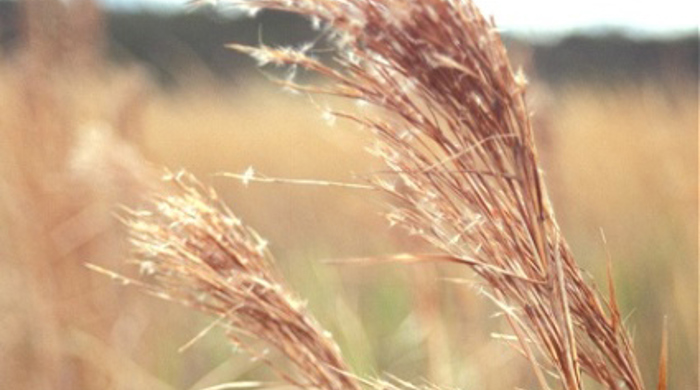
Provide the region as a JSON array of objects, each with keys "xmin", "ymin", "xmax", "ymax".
[{"xmin": 0, "ymin": 1, "xmax": 697, "ymax": 389}]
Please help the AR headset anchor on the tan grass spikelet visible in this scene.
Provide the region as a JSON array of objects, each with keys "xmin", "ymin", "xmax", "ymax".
[
  {"xmin": 95, "ymin": 170, "xmax": 450, "ymax": 390},
  {"xmin": 100, "ymin": 171, "xmax": 361, "ymax": 390}
]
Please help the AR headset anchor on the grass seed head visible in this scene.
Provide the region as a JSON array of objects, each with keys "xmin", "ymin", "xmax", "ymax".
[{"xmin": 231, "ymin": 0, "xmax": 647, "ymax": 388}]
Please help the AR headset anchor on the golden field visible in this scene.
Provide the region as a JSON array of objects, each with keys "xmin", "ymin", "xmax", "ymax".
[{"xmin": 0, "ymin": 3, "xmax": 697, "ymax": 389}]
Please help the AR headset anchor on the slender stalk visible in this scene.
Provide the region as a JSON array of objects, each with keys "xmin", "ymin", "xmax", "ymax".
[
  {"xmin": 102, "ymin": 170, "xmax": 449, "ymax": 390},
  {"xmin": 112, "ymin": 171, "xmax": 361, "ymax": 390},
  {"xmin": 228, "ymin": 1, "xmax": 646, "ymax": 388}
]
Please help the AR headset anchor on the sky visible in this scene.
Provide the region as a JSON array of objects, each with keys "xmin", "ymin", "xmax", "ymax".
[{"xmin": 102, "ymin": 0, "xmax": 698, "ymax": 38}]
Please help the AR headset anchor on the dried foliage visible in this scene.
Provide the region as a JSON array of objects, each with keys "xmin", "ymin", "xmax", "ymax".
[
  {"xmin": 96, "ymin": 171, "xmax": 361, "ymax": 390},
  {"xmin": 227, "ymin": 0, "xmax": 647, "ymax": 389},
  {"xmin": 97, "ymin": 171, "xmax": 453, "ymax": 389}
]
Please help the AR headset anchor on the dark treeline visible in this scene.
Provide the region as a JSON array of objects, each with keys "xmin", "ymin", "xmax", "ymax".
[
  {"xmin": 0, "ymin": 2, "xmax": 697, "ymax": 86},
  {"xmin": 529, "ymin": 34, "xmax": 698, "ymax": 85},
  {"xmin": 105, "ymin": 10, "xmax": 323, "ymax": 84}
]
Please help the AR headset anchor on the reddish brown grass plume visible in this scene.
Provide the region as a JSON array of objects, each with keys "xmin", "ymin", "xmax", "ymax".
[
  {"xmin": 88, "ymin": 0, "xmax": 680, "ymax": 389},
  {"xmin": 1, "ymin": 0, "xmax": 689, "ymax": 388},
  {"xmin": 225, "ymin": 0, "xmax": 653, "ymax": 389}
]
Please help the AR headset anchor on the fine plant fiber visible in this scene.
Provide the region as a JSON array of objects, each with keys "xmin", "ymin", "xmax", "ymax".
[
  {"xmin": 98, "ymin": 171, "xmax": 447, "ymax": 390},
  {"xmin": 226, "ymin": 0, "xmax": 648, "ymax": 389},
  {"xmin": 103, "ymin": 171, "xmax": 361, "ymax": 390}
]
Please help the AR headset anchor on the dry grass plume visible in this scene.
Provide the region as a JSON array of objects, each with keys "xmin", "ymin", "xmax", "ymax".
[
  {"xmin": 94, "ymin": 171, "xmax": 452, "ymax": 389},
  {"xmin": 226, "ymin": 0, "xmax": 654, "ymax": 388}
]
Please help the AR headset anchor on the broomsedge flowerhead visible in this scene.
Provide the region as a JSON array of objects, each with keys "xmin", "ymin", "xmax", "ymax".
[
  {"xmin": 100, "ymin": 171, "xmax": 361, "ymax": 390},
  {"xmin": 229, "ymin": 0, "xmax": 648, "ymax": 389},
  {"xmin": 98, "ymin": 171, "xmax": 450, "ymax": 390}
]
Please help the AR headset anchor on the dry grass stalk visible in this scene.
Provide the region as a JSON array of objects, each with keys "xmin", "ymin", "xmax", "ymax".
[
  {"xmin": 98, "ymin": 171, "xmax": 361, "ymax": 390},
  {"xmin": 99, "ymin": 170, "xmax": 453, "ymax": 390},
  {"xmin": 656, "ymin": 317, "xmax": 668, "ymax": 390},
  {"xmin": 227, "ymin": 0, "xmax": 646, "ymax": 388}
]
